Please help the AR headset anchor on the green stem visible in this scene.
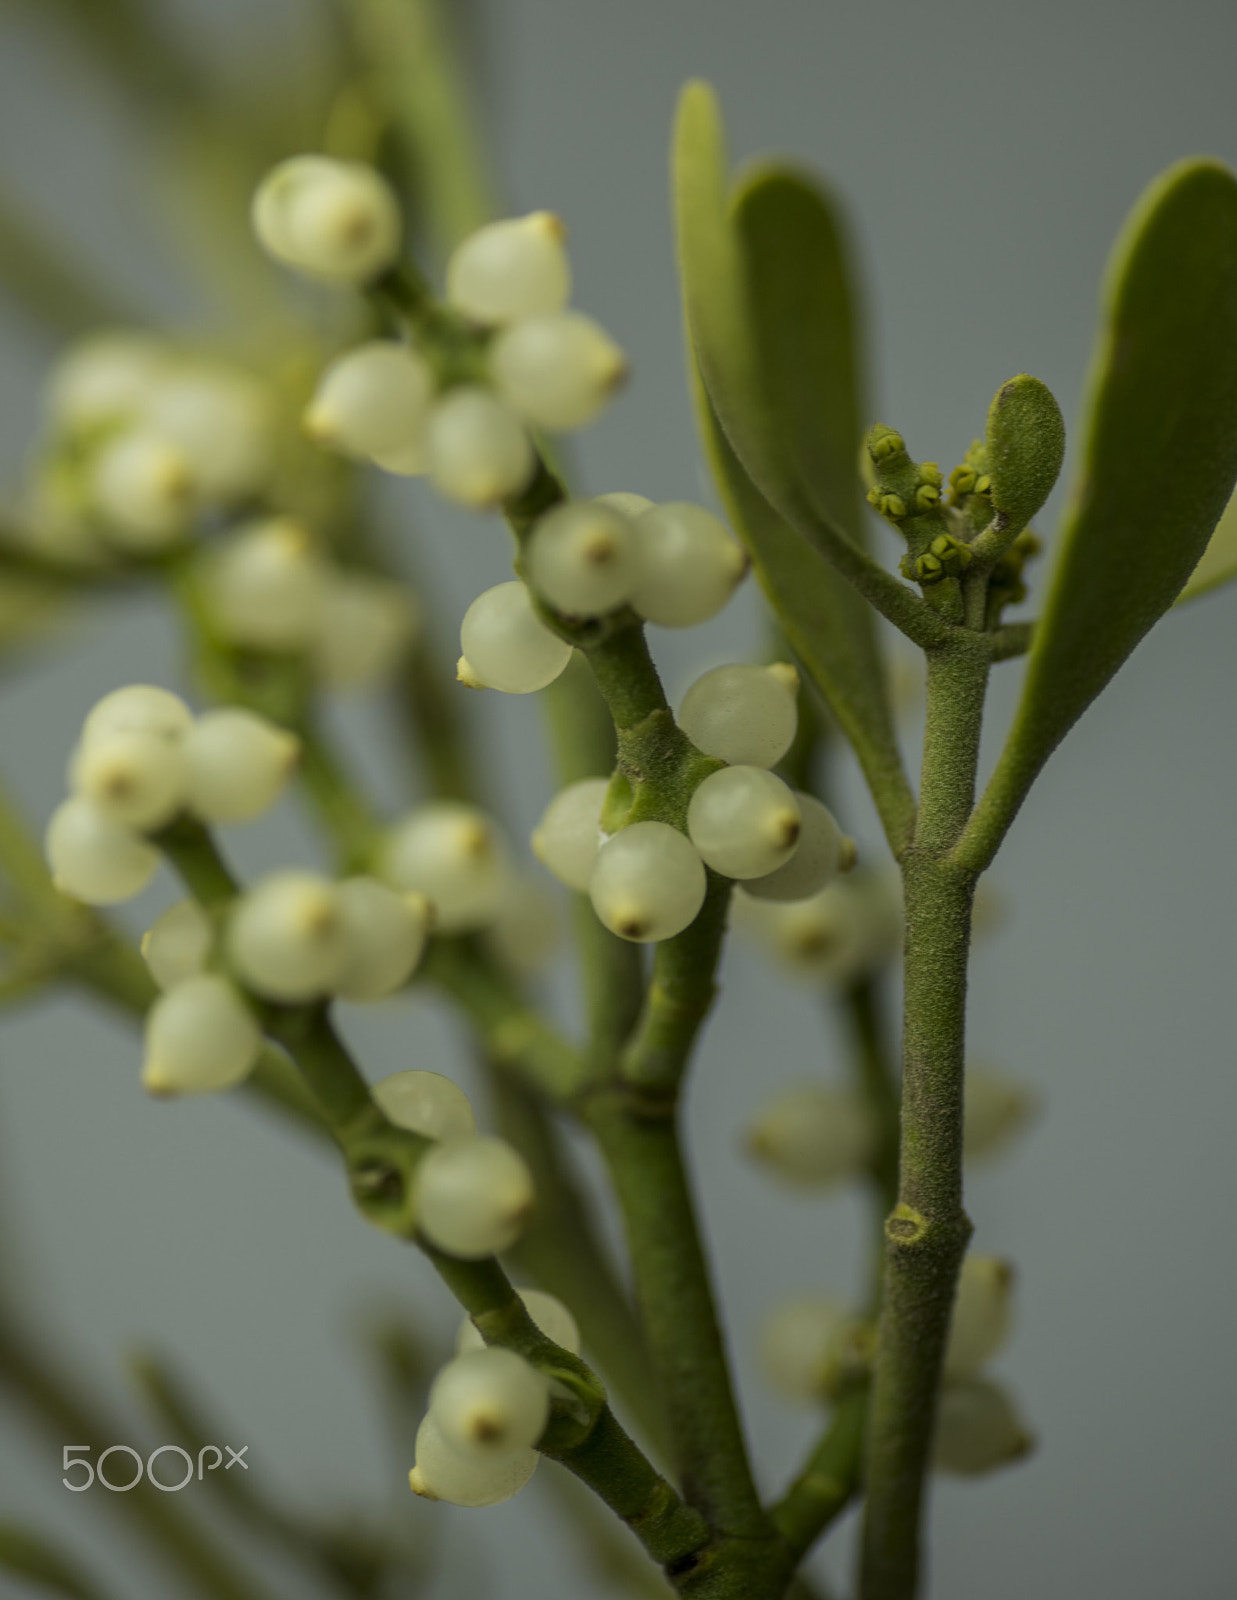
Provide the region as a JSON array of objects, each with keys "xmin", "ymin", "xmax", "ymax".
[
  {"xmin": 422, "ymin": 1245, "xmax": 710, "ymax": 1570},
  {"xmin": 584, "ymin": 1091, "xmax": 766, "ymax": 1540},
  {"xmin": 422, "ymin": 937, "xmax": 587, "ymax": 1101},
  {"xmin": 294, "ymin": 721, "xmax": 383, "ymax": 872},
  {"xmin": 858, "ymin": 638, "xmax": 988, "ymax": 1600},
  {"xmin": 770, "ymin": 1385, "xmax": 868, "ymax": 1562},
  {"xmin": 489, "ymin": 1070, "xmax": 670, "ymax": 1460},
  {"xmin": 620, "ymin": 875, "xmax": 732, "ymax": 1094},
  {"xmin": 348, "ymin": 0, "xmax": 495, "ymax": 260}
]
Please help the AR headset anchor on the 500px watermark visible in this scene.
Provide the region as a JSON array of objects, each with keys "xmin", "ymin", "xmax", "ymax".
[{"xmin": 62, "ymin": 1444, "xmax": 249, "ymax": 1492}]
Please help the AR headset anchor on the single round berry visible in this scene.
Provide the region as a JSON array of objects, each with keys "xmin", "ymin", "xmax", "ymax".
[
  {"xmin": 68, "ymin": 727, "xmax": 188, "ymax": 831},
  {"xmin": 45, "ymin": 797, "xmax": 159, "ymax": 904},
  {"xmin": 303, "ymin": 341, "xmax": 436, "ymax": 464},
  {"xmin": 592, "ymin": 490, "xmax": 653, "ymax": 519},
  {"xmin": 252, "ymin": 156, "xmax": 402, "ymax": 285},
  {"xmin": 332, "ymin": 877, "xmax": 430, "ymax": 1001},
  {"xmin": 741, "ymin": 793, "xmax": 848, "ymax": 901},
  {"xmin": 226, "ymin": 871, "xmax": 348, "ymax": 1002},
  {"xmin": 525, "ymin": 502, "xmax": 637, "ymax": 616},
  {"xmin": 90, "ymin": 429, "xmax": 195, "ymax": 550},
  {"xmin": 963, "ymin": 1067, "xmax": 1036, "ymax": 1165},
  {"xmin": 141, "ymin": 975, "xmax": 262, "ymax": 1097},
  {"xmin": 203, "ymin": 518, "xmax": 328, "ymax": 651},
  {"xmin": 745, "ymin": 1084, "xmax": 875, "ymax": 1189},
  {"xmin": 459, "ymin": 581, "xmax": 572, "ymax": 694},
  {"xmin": 373, "ymin": 1071, "xmax": 477, "ymax": 1142},
  {"xmin": 678, "ymin": 663, "xmax": 799, "ymax": 768},
  {"xmin": 531, "ymin": 777, "xmax": 609, "ymax": 892},
  {"xmin": 760, "ymin": 1296, "xmax": 850, "ymax": 1402},
  {"xmin": 81, "ymin": 685, "xmax": 193, "ymax": 751},
  {"xmin": 424, "ymin": 387, "xmax": 534, "ymax": 508},
  {"xmin": 735, "ymin": 870, "xmax": 902, "ymax": 985},
  {"xmin": 181, "ymin": 709, "xmax": 300, "ymax": 824},
  {"xmin": 588, "ymin": 821, "xmax": 707, "ymax": 943},
  {"xmin": 409, "ymin": 1414, "xmax": 537, "ymax": 1507},
  {"xmin": 381, "ymin": 802, "xmax": 511, "ymax": 934},
  {"xmin": 414, "ymin": 1135, "xmax": 535, "ymax": 1259},
  {"xmin": 141, "ymin": 899, "xmax": 213, "ymax": 992},
  {"xmin": 143, "ymin": 362, "xmax": 273, "ymax": 503},
  {"xmin": 428, "ymin": 1348, "xmax": 550, "ymax": 1459},
  {"xmin": 446, "ymin": 212, "xmax": 571, "ymax": 325},
  {"xmin": 489, "ymin": 310, "xmax": 627, "ymax": 431},
  {"xmin": 456, "ymin": 1288, "xmax": 580, "ymax": 1357},
  {"xmin": 944, "ymin": 1256, "xmax": 1014, "ymax": 1382},
  {"xmin": 686, "ymin": 766, "xmax": 802, "ymax": 880},
  {"xmin": 934, "ymin": 1379, "xmax": 1033, "ymax": 1476},
  {"xmin": 46, "ymin": 331, "xmax": 168, "ymax": 429},
  {"xmin": 629, "ymin": 502, "xmax": 748, "ymax": 627}
]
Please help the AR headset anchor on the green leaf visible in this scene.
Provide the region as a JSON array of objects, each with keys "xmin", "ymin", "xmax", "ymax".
[
  {"xmin": 960, "ymin": 158, "xmax": 1237, "ymax": 870},
  {"xmin": 1176, "ymin": 481, "xmax": 1237, "ymax": 602},
  {"xmin": 673, "ymin": 81, "xmax": 916, "ymax": 849},
  {"xmin": 984, "ymin": 373, "xmax": 1066, "ymax": 539},
  {"xmin": 730, "ymin": 165, "xmax": 867, "ymax": 544},
  {"xmin": 673, "ymin": 80, "xmax": 945, "ymax": 653},
  {"xmin": 690, "ymin": 359, "xmax": 914, "ymax": 851}
]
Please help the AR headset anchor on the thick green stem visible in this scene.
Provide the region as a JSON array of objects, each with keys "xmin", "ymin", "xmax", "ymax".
[
  {"xmin": 858, "ymin": 640, "xmax": 989, "ymax": 1600},
  {"xmin": 585, "ymin": 1091, "xmax": 766, "ymax": 1540}
]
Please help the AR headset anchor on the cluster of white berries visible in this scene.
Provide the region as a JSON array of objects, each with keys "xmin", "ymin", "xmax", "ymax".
[
  {"xmin": 761, "ymin": 1256, "xmax": 1030, "ymax": 1475},
  {"xmin": 197, "ymin": 515, "xmax": 421, "ymax": 689},
  {"xmin": 44, "ymin": 686, "xmax": 300, "ymax": 905},
  {"xmin": 253, "ymin": 165, "xmax": 627, "ymax": 509},
  {"xmin": 25, "ymin": 332, "xmax": 276, "ymax": 561},
  {"xmin": 138, "ymin": 880, "xmax": 430, "ymax": 1095},
  {"xmin": 457, "ymin": 495, "xmax": 750, "ymax": 693},
  {"xmin": 410, "ymin": 1287, "xmax": 578, "ymax": 1508},
  {"xmin": 530, "ymin": 662, "xmax": 852, "ymax": 944}
]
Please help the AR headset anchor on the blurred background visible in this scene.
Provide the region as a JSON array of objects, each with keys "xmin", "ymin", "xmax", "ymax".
[{"xmin": 0, "ymin": 1, "xmax": 1234, "ymax": 1596}]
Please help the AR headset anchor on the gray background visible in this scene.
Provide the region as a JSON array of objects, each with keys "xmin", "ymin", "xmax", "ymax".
[{"xmin": 0, "ymin": 1, "xmax": 1235, "ymax": 1596}]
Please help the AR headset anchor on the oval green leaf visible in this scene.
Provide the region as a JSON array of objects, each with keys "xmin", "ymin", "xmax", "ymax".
[
  {"xmin": 961, "ymin": 158, "xmax": 1237, "ymax": 870},
  {"xmin": 673, "ymin": 81, "xmax": 916, "ymax": 850},
  {"xmin": 984, "ymin": 373, "xmax": 1065, "ymax": 539}
]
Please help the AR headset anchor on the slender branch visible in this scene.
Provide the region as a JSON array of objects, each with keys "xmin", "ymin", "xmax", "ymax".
[
  {"xmin": 295, "ymin": 720, "xmax": 383, "ymax": 873},
  {"xmin": 770, "ymin": 1385, "xmax": 868, "ymax": 1563},
  {"xmin": 584, "ymin": 1090, "xmax": 767, "ymax": 1540},
  {"xmin": 989, "ymin": 619, "xmax": 1034, "ymax": 662},
  {"xmin": 489, "ymin": 1070, "xmax": 671, "ymax": 1460},
  {"xmin": 620, "ymin": 875, "xmax": 732, "ymax": 1095},
  {"xmin": 858, "ymin": 638, "xmax": 989, "ymax": 1600},
  {"xmin": 421, "ymin": 937, "xmax": 587, "ymax": 1102}
]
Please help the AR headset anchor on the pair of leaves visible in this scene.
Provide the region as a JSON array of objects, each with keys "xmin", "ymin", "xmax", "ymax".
[
  {"xmin": 673, "ymin": 82, "xmax": 916, "ymax": 853},
  {"xmin": 959, "ymin": 157, "xmax": 1237, "ymax": 868}
]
